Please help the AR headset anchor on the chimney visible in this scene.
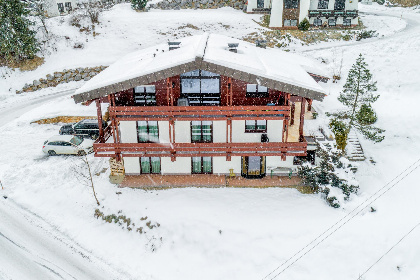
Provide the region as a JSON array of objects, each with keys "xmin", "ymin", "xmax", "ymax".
[
  {"xmin": 228, "ymin": 43, "xmax": 239, "ymax": 53},
  {"xmin": 168, "ymin": 41, "xmax": 181, "ymax": 51},
  {"xmin": 256, "ymin": 40, "xmax": 267, "ymax": 49}
]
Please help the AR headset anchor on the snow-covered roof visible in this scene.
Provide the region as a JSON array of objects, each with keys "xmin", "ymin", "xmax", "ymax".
[{"xmin": 73, "ymin": 33, "xmax": 328, "ymax": 103}]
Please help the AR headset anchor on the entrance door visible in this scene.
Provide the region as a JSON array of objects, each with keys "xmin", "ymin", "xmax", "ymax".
[{"xmin": 241, "ymin": 156, "xmax": 266, "ymax": 178}]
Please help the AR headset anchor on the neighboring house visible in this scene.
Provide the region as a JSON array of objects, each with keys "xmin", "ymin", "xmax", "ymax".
[
  {"xmin": 73, "ymin": 34, "xmax": 328, "ymax": 178},
  {"xmin": 247, "ymin": 0, "xmax": 358, "ymax": 29},
  {"xmin": 46, "ymin": 0, "xmax": 76, "ymax": 17}
]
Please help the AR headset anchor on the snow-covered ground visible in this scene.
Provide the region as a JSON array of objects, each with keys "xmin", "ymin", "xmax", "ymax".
[{"xmin": 1, "ymin": 3, "xmax": 420, "ymax": 280}]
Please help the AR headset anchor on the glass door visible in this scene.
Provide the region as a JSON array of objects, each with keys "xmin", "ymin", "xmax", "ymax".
[{"xmin": 241, "ymin": 156, "xmax": 266, "ymax": 178}]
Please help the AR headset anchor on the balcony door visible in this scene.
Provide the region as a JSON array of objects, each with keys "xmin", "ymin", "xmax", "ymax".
[
  {"xmin": 241, "ymin": 156, "xmax": 266, "ymax": 178},
  {"xmin": 180, "ymin": 70, "xmax": 220, "ymax": 106}
]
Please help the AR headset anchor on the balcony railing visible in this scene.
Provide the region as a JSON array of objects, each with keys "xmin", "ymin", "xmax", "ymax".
[
  {"xmin": 308, "ymin": 10, "xmax": 358, "ymax": 19},
  {"xmin": 93, "ymin": 142, "xmax": 307, "ymax": 158},
  {"xmin": 109, "ymin": 105, "xmax": 290, "ymax": 122}
]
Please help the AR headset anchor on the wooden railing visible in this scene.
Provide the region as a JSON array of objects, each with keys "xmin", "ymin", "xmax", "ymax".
[
  {"xmin": 93, "ymin": 141, "xmax": 307, "ymax": 158},
  {"xmin": 109, "ymin": 105, "xmax": 290, "ymax": 121},
  {"xmin": 308, "ymin": 10, "xmax": 358, "ymax": 19}
]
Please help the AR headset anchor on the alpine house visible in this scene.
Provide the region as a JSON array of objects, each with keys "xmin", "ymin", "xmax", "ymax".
[{"xmin": 73, "ymin": 34, "xmax": 328, "ymax": 179}]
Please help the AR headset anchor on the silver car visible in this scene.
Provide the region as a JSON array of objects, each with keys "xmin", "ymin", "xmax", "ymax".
[{"xmin": 42, "ymin": 135, "xmax": 94, "ymax": 156}]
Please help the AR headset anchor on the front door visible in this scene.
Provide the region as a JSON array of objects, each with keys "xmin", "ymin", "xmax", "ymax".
[{"xmin": 241, "ymin": 156, "xmax": 266, "ymax": 178}]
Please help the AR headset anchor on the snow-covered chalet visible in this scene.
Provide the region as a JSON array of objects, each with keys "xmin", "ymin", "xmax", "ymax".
[
  {"xmin": 247, "ymin": 0, "xmax": 358, "ymax": 29},
  {"xmin": 73, "ymin": 34, "xmax": 328, "ymax": 179}
]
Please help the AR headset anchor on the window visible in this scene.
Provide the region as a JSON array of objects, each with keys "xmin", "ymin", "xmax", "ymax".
[
  {"xmin": 246, "ymin": 84, "xmax": 269, "ymax": 97},
  {"xmin": 343, "ymin": 18, "xmax": 351, "ymax": 26},
  {"xmin": 57, "ymin": 3, "xmax": 64, "ymax": 13},
  {"xmin": 180, "ymin": 70, "xmax": 220, "ymax": 106},
  {"xmin": 328, "ymin": 18, "xmax": 336, "ymax": 26},
  {"xmin": 192, "ymin": 157, "xmax": 212, "ymax": 174},
  {"xmin": 191, "ymin": 121, "xmax": 212, "ymax": 143},
  {"xmin": 284, "ymin": 0, "xmax": 299, "ymax": 9},
  {"xmin": 245, "ymin": 120, "xmax": 267, "ymax": 133},
  {"xmin": 134, "ymin": 85, "xmax": 156, "ymax": 106},
  {"xmin": 318, "ymin": 0, "xmax": 329, "ymax": 9},
  {"xmin": 137, "ymin": 121, "xmax": 159, "ymax": 143},
  {"xmin": 313, "ymin": 18, "xmax": 323, "ymax": 26},
  {"xmin": 283, "ymin": 19, "xmax": 298, "ymax": 27},
  {"xmin": 65, "ymin": 2, "xmax": 72, "ymax": 11},
  {"xmin": 334, "ymin": 0, "xmax": 345, "ymax": 10},
  {"xmin": 140, "ymin": 157, "xmax": 161, "ymax": 174}
]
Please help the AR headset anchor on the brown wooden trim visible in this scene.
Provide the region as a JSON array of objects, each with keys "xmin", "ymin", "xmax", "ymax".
[
  {"xmin": 290, "ymin": 103, "xmax": 295, "ymax": 126},
  {"xmin": 299, "ymin": 98, "xmax": 306, "ymax": 141},
  {"xmin": 93, "ymin": 141, "xmax": 307, "ymax": 159},
  {"xmin": 96, "ymin": 99, "xmax": 104, "ymax": 142}
]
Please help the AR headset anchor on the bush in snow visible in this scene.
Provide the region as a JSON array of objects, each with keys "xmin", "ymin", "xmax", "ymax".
[
  {"xmin": 131, "ymin": 0, "xmax": 148, "ymax": 11},
  {"xmin": 298, "ymin": 18, "xmax": 310, "ymax": 31},
  {"xmin": 298, "ymin": 142, "xmax": 359, "ymax": 208}
]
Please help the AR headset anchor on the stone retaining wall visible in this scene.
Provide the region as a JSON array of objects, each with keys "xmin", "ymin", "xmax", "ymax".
[
  {"xmin": 148, "ymin": 0, "xmax": 247, "ymax": 11},
  {"xmin": 17, "ymin": 66, "xmax": 108, "ymax": 94}
]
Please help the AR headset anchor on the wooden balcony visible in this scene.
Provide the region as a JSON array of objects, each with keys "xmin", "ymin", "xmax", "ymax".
[
  {"xmin": 308, "ymin": 10, "xmax": 358, "ymax": 19},
  {"xmin": 109, "ymin": 105, "xmax": 290, "ymax": 122},
  {"xmin": 93, "ymin": 141, "xmax": 307, "ymax": 158}
]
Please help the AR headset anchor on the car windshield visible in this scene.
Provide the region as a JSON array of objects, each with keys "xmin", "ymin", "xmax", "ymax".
[{"xmin": 70, "ymin": 136, "xmax": 83, "ymax": 146}]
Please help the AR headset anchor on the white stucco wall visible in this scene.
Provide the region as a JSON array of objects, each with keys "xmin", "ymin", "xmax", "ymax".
[
  {"xmin": 213, "ymin": 156, "xmax": 242, "ymax": 175},
  {"xmin": 247, "ymin": 0, "xmax": 258, "ymax": 12},
  {"xmin": 269, "ymin": 0, "xmax": 284, "ymax": 27},
  {"xmin": 174, "ymin": 121, "xmax": 191, "ymax": 143},
  {"xmin": 119, "ymin": 121, "xmax": 138, "ymax": 143},
  {"xmin": 161, "ymin": 157, "xmax": 192, "ymax": 174},
  {"xmin": 123, "ymin": 157, "xmax": 140, "ymax": 175},
  {"xmin": 213, "ymin": 121, "xmax": 227, "ymax": 143},
  {"xmin": 159, "ymin": 121, "xmax": 170, "ymax": 143},
  {"xmin": 299, "ymin": 0, "xmax": 311, "ymax": 22},
  {"xmin": 267, "ymin": 120, "xmax": 283, "ymax": 142},
  {"xmin": 47, "ymin": 0, "xmax": 77, "ymax": 17},
  {"xmin": 266, "ymin": 156, "xmax": 295, "ymax": 172}
]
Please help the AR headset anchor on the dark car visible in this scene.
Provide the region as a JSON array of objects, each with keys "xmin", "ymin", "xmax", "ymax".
[{"xmin": 59, "ymin": 119, "xmax": 108, "ymax": 140}]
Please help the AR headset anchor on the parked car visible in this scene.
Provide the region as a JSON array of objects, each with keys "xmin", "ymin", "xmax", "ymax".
[
  {"xmin": 42, "ymin": 135, "xmax": 94, "ymax": 156},
  {"xmin": 59, "ymin": 119, "xmax": 107, "ymax": 140}
]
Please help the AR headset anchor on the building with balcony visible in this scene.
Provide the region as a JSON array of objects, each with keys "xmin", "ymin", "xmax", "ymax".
[
  {"xmin": 72, "ymin": 34, "xmax": 328, "ymax": 179},
  {"xmin": 247, "ymin": 0, "xmax": 358, "ymax": 29}
]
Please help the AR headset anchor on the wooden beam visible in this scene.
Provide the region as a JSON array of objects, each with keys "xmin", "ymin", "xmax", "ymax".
[
  {"xmin": 96, "ymin": 99, "xmax": 104, "ymax": 142},
  {"xmin": 299, "ymin": 98, "xmax": 306, "ymax": 141}
]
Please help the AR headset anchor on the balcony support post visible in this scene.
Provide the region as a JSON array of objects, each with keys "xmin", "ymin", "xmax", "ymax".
[
  {"xmin": 299, "ymin": 98, "xmax": 306, "ymax": 142},
  {"xmin": 96, "ymin": 99, "xmax": 104, "ymax": 142},
  {"xmin": 108, "ymin": 94, "xmax": 121, "ymax": 161}
]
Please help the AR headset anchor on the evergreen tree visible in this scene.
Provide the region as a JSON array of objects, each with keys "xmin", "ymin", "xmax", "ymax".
[
  {"xmin": 0, "ymin": 0, "xmax": 39, "ymax": 63},
  {"xmin": 297, "ymin": 142, "xmax": 359, "ymax": 208},
  {"xmin": 329, "ymin": 54, "xmax": 385, "ymax": 150},
  {"xmin": 131, "ymin": 0, "xmax": 148, "ymax": 11}
]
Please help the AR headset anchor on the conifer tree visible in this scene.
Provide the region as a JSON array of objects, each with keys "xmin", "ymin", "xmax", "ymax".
[
  {"xmin": 0, "ymin": 0, "xmax": 39, "ymax": 63},
  {"xmin": 329, "ymin": 54, "xmax": 385, "ymax": 150}
]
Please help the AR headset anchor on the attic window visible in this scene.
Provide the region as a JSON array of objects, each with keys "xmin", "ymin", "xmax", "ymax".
[
  {"xmin": 246, "ymin": 84, "xmax": 268, "ymax": 98},
  {"xmin": 228, "ymin": 43, "xmax": 239, "ymax": 53},
  {"xmin": 168, "ymin": 41, "xmax": 181, "ymax": 51}
]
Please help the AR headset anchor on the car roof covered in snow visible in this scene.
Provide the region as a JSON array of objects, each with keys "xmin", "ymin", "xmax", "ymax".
[
  {"xmin": 73, "ymin": 33, "xmax": 328, "ymax": 103},
  {"xmin": 47, "ymin": 135, "xmax": 75, "ymax": 142}
]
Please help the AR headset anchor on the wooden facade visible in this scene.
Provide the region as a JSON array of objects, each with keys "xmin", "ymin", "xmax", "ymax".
[{"xmin": 93, "ymin": 73, "xmax": 310, "ymax": 165}]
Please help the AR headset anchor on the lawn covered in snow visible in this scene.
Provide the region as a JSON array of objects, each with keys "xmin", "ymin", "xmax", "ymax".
[{"xmin": 1, "ymin": 3, "xmax": 420, "ymax": 280}]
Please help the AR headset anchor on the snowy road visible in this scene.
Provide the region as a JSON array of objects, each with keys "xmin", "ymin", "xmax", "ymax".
[
  {"xmin": 0, "ymin": 88, "xmax": 77, "ymax": 127},
  {"xmin": 0, "ymin": 89, "xmax": 132, "ymax": 279},
  {"xmin": 0, "ymin": 198, "xmax": 129, "ymax": 280}
]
